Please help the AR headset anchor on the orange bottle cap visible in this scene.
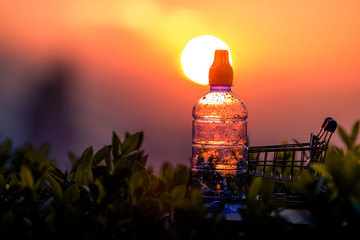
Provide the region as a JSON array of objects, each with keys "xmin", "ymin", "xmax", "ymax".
[{"xmin": 208, "ymin": 50, "xmax": 233, "ymax": 86}]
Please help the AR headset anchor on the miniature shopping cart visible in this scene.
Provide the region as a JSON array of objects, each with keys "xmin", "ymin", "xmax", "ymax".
[
  {"xmin": 247, "ymin": 117, "xmax": 337, "ymax": 204},
  {"xmin": 246, "ymin": 117, "xmax": 337, "ymax": 202}
]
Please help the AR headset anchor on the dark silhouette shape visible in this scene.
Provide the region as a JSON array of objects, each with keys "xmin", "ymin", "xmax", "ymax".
[{"xmin": 26, "ymin": 58, "xmax": 76, "ymax": 170}]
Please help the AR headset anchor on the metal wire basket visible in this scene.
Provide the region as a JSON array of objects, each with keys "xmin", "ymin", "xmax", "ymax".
[
  {"xmin": 245, "ymin": 117, "xmax": 337, "ymax": 204},
  {"xmin": 247, "ymin": 117, "xmax": 337, "ymax": 182}
]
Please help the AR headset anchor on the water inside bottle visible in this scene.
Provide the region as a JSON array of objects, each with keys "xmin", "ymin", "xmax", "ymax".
[
  {"xmin": 191, "ymin": 88, "xmax": 247, "ymax": 205},
  {"xmin": 192, "ymin": 144, "xmax": 246, "ymax": 202}
]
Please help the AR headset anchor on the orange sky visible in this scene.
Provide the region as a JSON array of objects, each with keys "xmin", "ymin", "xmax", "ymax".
[{"xmin": 0, "ymin": 0, "xmax": 359, "ymax": 172}]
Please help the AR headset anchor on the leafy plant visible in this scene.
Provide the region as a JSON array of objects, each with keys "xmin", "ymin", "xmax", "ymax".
[
  {"xmin": 0, "ymin": 131, "xmax": 227, "ymax": 240},
  {"xmin": 0, "ymin": 120, "xmax": 360, "ymax": 239},
  {"xmin": 283, "ymin": 120, "xmax": 360, "ymax": 237},
  {"xmin": 337, "ymin": 120, "xmax": 359, "ymax": 151},
  {"xmin": 237, "ymin": 120, "xmax": 360, "ymax": 238}
]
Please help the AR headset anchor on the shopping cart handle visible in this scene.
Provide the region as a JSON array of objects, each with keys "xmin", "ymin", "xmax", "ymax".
[
  {"xmin": 324, "ymin": 119, "xmax": 337, "ymax": 133},
  {"xmin": 321, "ymin": 117, "xmax": 334, "ymax": 128}
]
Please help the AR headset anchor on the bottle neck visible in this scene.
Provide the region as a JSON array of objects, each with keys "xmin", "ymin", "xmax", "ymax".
[{"xmin": 209, "ymin": 85, "xmax": 232, "ymax": 91}]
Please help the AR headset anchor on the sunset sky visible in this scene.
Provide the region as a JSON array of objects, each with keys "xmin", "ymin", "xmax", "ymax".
[{"xmin": 0, "ymin": 0, "xmax": 359, "ymax": 172}]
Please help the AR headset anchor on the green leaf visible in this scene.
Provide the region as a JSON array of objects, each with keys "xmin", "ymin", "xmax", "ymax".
[
  {"xmin": 0, "ymin": 175, "xmax": 5, "ymax": 194},
  {"xmin": 129, "ymin": 171, "xmax": 144, "ymax": 204},
  {"xmin": 45, "ymin": 175, "xmax": 63, "ymax": 202},
  {"xmin": 20, "ymin": 165, "xmax": 34, "ymax": 189},
  {"xmin": 331, "ymin": 151, "xmax": 360, "ymax": 194},
  {"xmin": 160, "ymin": 162, "xmax": 174, "ymax": 186},
  {"xmin": 75, "ymin": 161, "xmax": 94, "ymax": 186},
  {"xmin": 115, "ymin": 150, "xmax": 137, "ymax": 172},
  {"xmin": 338, "ymin": 125, "xmax": 351, "ymax": 149},
  {"xmin": 121, "ymin": 132, "xmax": 143, "ymax": 154},
  {"xmin": 132, "ymin": 160, "xmax": 150, "ymax": 189},
  {"xmin": 0, "ymin": 210, "xmax": 14, "ymax": 225},
  {"xmin": 159, "ymin": 192, "xmax": 171, "ymax": 212},
  {"xmin": 0, "ymin": 139, "xmax": 11, "ymax": 161},
  {"xmin": 8, "ymin": 173, "xmax": 18, "ymax": 187},
  {"xmin": 64, "ymin": 184, "xmax": 80, "ymax": 203},
  {"xmin": 105, "ymin": 147, "xmax": 113, "ymax": 171},
  {"xmin": 1, "ymin": 139, "xmax": 12, "ymax": 152},
  {"xmin": 49, "ymin": 168, "xmax": 66, "ymax": 184},
  {"xmin": 338, "ymin": 121, "xmax": 359, "ymax": 150},
  {"xmin": 137, "ymin": 150, "xmax": 148, "ymax": 167},
  {"xmin": 189, "ymin": 187, "xmax": 204, "ymax": 209},
  {"xmin": 132, "ymin": 159, "xmax": 145, "ymax": 173},
  {"xmin": 260, "ymin": 177, "xmax": 275, "ymax": 203},
  {"xmin": 112, "ymin": 131, "xmax": 121, "ymax": 159},
  {"xmin": 311, "ymin": 163, "xmax": 332, "ymax": 179},
  {"xmin": 132, "ymin": 186, "xmax": 145, "ymax": 205},
  {"xmin": 129, "ymin": 171, "xmax": 143, "ymax": 196},
  {"xmin": 350, "ymin": 121, "xmax": 359, "ymax": 147},
  {"xmin": 173, "ymin": 165, "xmax": 190, "ymax": 186},
  {"xmin": 94, "ymin": 179, "xmax": 106, "ymax": 204},
  {"xmin": 93, "ymin": 145, "xmax": 112, "ymax": 166},
  {"xmin": 68, "ymin": 152, "xmax": 78, "ymax": 164},
  {"xmin": 170, "ymin": 184, "xmax": 187, "ymax": 207},
  {"xmin": 81, "ymin": 146, "xmax": 93, "ymax": 165},
  {"xmin": 247, "ymin": 177, "xmax": 262, "ymax": 201},
  {"xmin": 149, "ymin": 175, "xmax": 160, "ymax": 193}
]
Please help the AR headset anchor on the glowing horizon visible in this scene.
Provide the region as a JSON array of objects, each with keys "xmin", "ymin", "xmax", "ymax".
[{"xmin": 0, "ymin": 0, "xmax": 359, "ymax": 172}]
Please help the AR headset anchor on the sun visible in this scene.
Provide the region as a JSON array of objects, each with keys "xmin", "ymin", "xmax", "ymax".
[{"xmin": 181, "ymin": 35, "xmax": 232, "ymax": 85}]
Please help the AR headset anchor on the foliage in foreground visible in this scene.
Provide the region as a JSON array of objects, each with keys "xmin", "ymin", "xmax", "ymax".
[
  {"xmin": 0, "ymin": 132, "xmax": 221, "ymax": 239},
  {"xmin": 0, "ymin": 120, "xmax": 360, "ymax": 239},
  {"xmin": 243, "ymin": 120, "xmax": 360, "ymax": 237}
]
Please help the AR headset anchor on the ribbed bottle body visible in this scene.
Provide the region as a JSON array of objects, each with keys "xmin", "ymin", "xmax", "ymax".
[{"xmin": 192, "ymin": 86, "xmax": 248, "ymax": 202}]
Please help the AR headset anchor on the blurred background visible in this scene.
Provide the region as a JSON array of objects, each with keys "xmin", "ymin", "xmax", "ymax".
[{"xmin": 0, "ymin": 0, "xmax": 359, "ymax": 173}]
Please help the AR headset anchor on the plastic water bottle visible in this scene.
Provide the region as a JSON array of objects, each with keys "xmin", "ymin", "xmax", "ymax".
[{"xmin": 192, "ymin": 50, "xmax": 248, "ymax": 205}]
